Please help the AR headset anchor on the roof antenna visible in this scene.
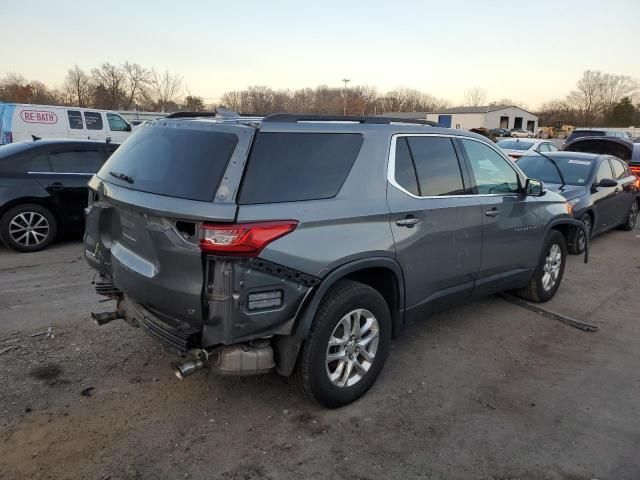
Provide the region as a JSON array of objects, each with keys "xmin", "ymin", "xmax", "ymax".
[
  {"xmin": 31, "ymin": 134, "xmax": 41, "ymax": 141},
  {"xmin": 106, "ymin": 136, "xmax": 112, "ymax": 144}
]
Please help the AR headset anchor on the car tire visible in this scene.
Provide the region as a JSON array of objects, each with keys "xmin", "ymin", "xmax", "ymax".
[
  {"xmin": 515, "ymin": 230, "xmax": 567, "ymax": 303},
  {"xmin": 569, "ymin": 212, "xmax": 592, "ymax": 255},
  {"xmin": 291, "ymin": 279, "xmax": 391, "ymax": 408},
  {"xmin": 0, "ymin": 204, "xmax": 58, "ymax": 253},
  {"xmin": 620, "ymin": 199, "xmax": 639, "ymax": 231}
]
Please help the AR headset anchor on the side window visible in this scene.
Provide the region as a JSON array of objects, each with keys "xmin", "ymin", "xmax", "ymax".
[
  {"xmin": 596, "ymin": 160, "xmax": 613, "ymax": 183},
  {"xmin": 107, "ymin": 113, "xmax": 129, "ymax": 132},
  {"xmin": 611, "ymin": 159, "xmax": 626, "ymax": 179},
  {"xmin": 462, "ymin": 139, "xmax": 520, "ymax": 194},
  {"xmin": 239, "ymin": 133, "xmax": 363, "ymax": 204},
  {"xmin": 538, "ymin": 143, "xmax": 549, "ymax": 152},
  {"xmin": 83, "ymin": 112, "xmax": 104, "ymax": 131},
  {"xmin": 393, "ymin": 137, "xmax": 420, "ymax": 196},
  {"xmin": 0, "ymin": 153, "xmax": 51, "ymax": 173},
  {"xmin": 548, "ymin": 143, "xmax": 558, "ymax": 152},
  {"xmin": 49, "ymin": 150, "xmax": 104, "ymax": 174},
  {"xmin": 406, "ymin": 137, "xmax": 465, "ymax": 196},
  {"xmin": 67, "ymin": 110, "xmax": 83, "ymax": 130}
]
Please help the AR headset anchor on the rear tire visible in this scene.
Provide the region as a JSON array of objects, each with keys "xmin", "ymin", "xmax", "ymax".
[
  {"xmin": 620, "ymin": 199, "xmax": 639, "ymax": 231},
  {"xmin": 0, "ymin": 204, "xmax": 58, "ymax": 252},
  {"xmin": 291, "ymin": 280, "xmax": 391, "ymax": 408},
  {"xmin": 516, "ymin": 230, "xmax": 567, "ymax": 303}
]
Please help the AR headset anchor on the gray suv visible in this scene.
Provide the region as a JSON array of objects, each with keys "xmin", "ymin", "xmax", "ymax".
[{"xmin": 84, "ymin": 113, "xmax": 586, "ymax": 407}]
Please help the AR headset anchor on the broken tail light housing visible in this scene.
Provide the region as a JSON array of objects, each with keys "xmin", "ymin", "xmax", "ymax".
[{"xmin": 199, "ymin": 221, "xmax": 298, "ymax": 257}]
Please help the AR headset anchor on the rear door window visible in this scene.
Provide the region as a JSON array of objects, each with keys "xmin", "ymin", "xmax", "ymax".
[
  {"xmin": 0, "ymin": 151, "xmax": 51, "ymax": 174},
  {"xmin": 67, "ymin": 111, "xmax": 84, "ymax": 129},
  {"xmin": 83, "ymin": 112, "xmax": 103, "ymax": 130},
  {"xmin": 405, "ymin": 136, "xmax": 465, "ymax": 196},
  {"xmin": 49, "ymin": 149, "xmax": 105, "ymax": 174},
  {"xmin": 393, "ymin": 137, "xmax": 420, "ymax": 196},
  {"xmin": 98, "ymin": 126, "xmax": 238, "ymax": 201},
  {"xmin": 239, "ymin": 132, "xmax": 363, "ymax": 204}
]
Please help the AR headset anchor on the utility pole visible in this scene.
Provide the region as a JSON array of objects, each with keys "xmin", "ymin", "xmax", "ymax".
[{"xmin": 342, "ymin": 78, "xmax": 350, "ymax": 115}]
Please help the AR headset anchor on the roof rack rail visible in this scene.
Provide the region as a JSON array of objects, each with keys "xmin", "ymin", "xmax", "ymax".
[
  {"xmin": 164, "ymin": 111, "xmax": 218, "ymax": 119},
  {"xmin": 262, "ymin": 113, "xmax": 439, "ymax": 126}
]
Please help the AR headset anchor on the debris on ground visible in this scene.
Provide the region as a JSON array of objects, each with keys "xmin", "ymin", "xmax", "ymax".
[{"xmin": 81, "ymin": 387, "xmax": 95, "ymax": 397}]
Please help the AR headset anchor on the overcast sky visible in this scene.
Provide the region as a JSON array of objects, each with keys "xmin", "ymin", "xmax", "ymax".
[{"xmin": 2, "ymin": 0, "xmax": 638, "ymax": 108}]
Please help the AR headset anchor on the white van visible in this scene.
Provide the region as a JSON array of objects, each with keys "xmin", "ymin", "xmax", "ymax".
[{"xmin": 0, "ymin": 103, "xmax": 133, "ymax": 145}]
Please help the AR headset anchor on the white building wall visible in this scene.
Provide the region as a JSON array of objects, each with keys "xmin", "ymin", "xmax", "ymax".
[{"xmin": 484, "ymin": 107, "xmax": 538, "ymax": 131}]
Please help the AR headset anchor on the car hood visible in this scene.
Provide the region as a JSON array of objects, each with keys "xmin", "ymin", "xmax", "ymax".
[
  {"xmin": 543, "ymin": 183, "xmax": 587, "ymax": 200},
  {"xmin": 563, "ymin": 137, "xmax": 633, "ymax": 162}
]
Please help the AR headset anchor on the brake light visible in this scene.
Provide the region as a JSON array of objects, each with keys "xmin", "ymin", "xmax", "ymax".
[{"xmin": 199, "ymin": 221, "xmax": 298, "ymax": 257}]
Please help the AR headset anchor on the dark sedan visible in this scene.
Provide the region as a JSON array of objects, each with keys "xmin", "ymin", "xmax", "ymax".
[
  {"xmin": 518, "ymin": 151, "xmax": 640, "ymax": 254},
  {"xmin": 0, "ymin": 139, "xmax": 119, "ymax": 252}
]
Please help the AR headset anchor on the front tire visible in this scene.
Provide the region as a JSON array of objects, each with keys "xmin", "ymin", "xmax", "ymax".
[
  {"xmin": 0, "ymin": 204, "xmax": 58, "ymax": 252},
  {"xmin": 516, "ymin": 230, "xmax": 567, "ymax": 303},
  {"xmin": 291, "ymin": 280, "xmax": 391, "ymax": 408},
  {"xmin": 620, "ymin": 199, "xmax": 639, "ymax": 231},
  {"xmin": 569, "ymin": 212, "xmax": 592, "ymax": 255}
]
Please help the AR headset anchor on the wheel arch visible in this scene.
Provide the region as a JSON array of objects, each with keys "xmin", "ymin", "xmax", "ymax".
[
  {"xmin": 0, "ymin": 196, "xmax": 63, "ymax": 227},
  {"xmin": 545, "ymin": 217, "xmax": 589, "ymax": 263},
  {"xmin": 275, "ymin": 257, "xmax": 405, "ymax": 376}
]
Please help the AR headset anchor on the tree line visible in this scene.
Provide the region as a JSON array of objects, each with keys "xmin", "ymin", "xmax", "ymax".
[{"xmin": 1, "ymin": 64, "xmax": 639, "ymax": 127}]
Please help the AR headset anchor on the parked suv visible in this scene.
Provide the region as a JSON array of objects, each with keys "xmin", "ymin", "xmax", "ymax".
[
  {"xmin": 0, "ymin": 138, "xmax": 119, "ymax": 252},
  {"xmin": 84, "ymin": 113, "xmax": 586, "ymax": 407}
]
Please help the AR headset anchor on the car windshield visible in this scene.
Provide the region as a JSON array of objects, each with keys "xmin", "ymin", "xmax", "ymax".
[
  {"xmin": 517, "ymin": 155, "xmax": 595, "ymax": 186},
  {"xmin": 497, "ymin": 140, "xmax": 534, "ymax": 150}
]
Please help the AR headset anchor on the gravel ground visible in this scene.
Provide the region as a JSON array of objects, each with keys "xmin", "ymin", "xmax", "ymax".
[{"xmin": 0, "ymin": 226, "xmax": 639, "ymax": 480}]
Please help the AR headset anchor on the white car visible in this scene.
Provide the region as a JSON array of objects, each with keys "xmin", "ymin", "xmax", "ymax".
[
  {"xmin": 497, "ymin": 138, "xmax": 558, "ymax": 160},
  {"xmin": 510, "ymin": 128, "xmax": 534, "ymax": 138}
]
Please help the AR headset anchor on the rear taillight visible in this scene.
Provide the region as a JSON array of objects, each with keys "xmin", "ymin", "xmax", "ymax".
[{"xmin": 199, "ymin": 221, "xmax": 298, "ymax": 257}]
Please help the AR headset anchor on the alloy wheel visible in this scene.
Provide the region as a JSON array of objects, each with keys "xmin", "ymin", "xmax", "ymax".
[
  {"xmin": 8, "ymin": 212, "xmax": 50, "ymax": 248},
  {"xmin": 542, "ymin": 243, "xmax": 562, "ymax": 291},
  {"xmin": 630, "ymin": 201, "xmax": 639, "ymax": 228},
  {"xmin": 325, "ymin": 308, "xmax": 379, "ymax": 388}
]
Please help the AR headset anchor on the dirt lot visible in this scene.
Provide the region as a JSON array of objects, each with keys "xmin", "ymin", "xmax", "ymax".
[{"xmin": 1, "ymin": 226, "xmax": 639, "ymax": 480}]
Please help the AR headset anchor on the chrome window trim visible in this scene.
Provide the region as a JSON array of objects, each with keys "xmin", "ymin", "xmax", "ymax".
[
  {"xmin": 387, "ymin": 133, "xmax": 526, "ymax": 200},
  {"xmin": 28, "ymin": 171, "xmax": 93, "ymax": 176}
]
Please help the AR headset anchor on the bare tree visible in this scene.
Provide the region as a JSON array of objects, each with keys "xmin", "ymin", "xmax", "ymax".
[
  {"xmin": 464, "ymin": 87, "xmax": 488, "ymax": 107},
  {"xmin": 63, "ymin": 65, "xmax": 92, "ymax": 107},
  {"xmin": 144, "ymin": 69, "xmax": 183, "ymax": 112},
  {"xmin": 567, "ymin": 70, "xmax": 604, "ymax": 127},
  {"xmin": 91, "ymin": 62, "xmax": 126, "ymax": 109},
  {"xmin": 598, "ymin": 73, "xmax": 638, "ymax": 117},
  {"xmin": 122, "ymin": 62, "xmax": 151, "ymax": 109}
]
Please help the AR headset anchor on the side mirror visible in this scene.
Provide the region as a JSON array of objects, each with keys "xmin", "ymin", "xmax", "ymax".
[
  {"xmin": 525, "ymin": 178, "xmax": 545, "ymax": 196},
  {"xmin": 596, "ymin": 178, "xmax": 617, "ymax": 188},
  {"xmin": 126, "ymin": 123, "xmax": 132, "ymax": 132}
]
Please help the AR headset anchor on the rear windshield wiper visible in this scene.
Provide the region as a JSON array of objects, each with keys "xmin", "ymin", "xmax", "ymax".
[{"xmin": 109, "ymin": 171, "xmax": 134, "ymax": 184}]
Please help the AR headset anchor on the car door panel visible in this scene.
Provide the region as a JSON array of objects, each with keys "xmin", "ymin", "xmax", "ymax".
[
  {"xmin": 459, "ymin": 137, "xmax": 541, "ymax": 295},
  {"xmin": 591, "ymin": 159, "xmax": 617, "ymax": 232},
  {"xmin": 386, "ymin": 135, "xmax": 482, "ymax": 321}
]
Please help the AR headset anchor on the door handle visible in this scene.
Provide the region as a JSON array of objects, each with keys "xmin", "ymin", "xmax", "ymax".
[
  {"xmin": 48, "ymin": 182, "xmax": 64, "ymax": 191},
  {"xmin": 396, "ymin": 216, "xmax": 420, "ymax": 227},
  {"xmin": 485, "ymin": 208, "xmax": 500, "ymax": 217}
]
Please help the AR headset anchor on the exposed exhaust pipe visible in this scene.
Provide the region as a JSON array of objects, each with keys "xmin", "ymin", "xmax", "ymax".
[{"xmin": 172, "ymin": 349, "xmax": 210, "ymax": 380}]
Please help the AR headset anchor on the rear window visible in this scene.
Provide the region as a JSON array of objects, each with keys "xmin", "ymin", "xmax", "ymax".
[
  {"xmin": 98, "ymin": 126, "xmax": 238, "ymax": 202},
  {"xmin": 238, "ymin": 132, "xmax": 363, "ymax": 204},
  {"xmin": 497, "ymin": 139, "xmax": 534, "ymax": 150}
]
